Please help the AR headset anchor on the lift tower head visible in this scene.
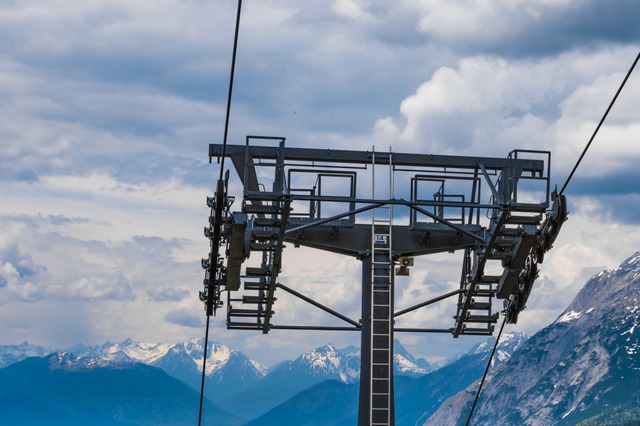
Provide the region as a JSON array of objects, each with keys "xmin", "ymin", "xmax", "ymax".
[{"xmin": 201, "ymin": 136, "xmax": 567, "ymax": 425}]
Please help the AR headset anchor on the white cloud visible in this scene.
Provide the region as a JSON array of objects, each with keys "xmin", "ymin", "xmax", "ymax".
[
  {"xmin": 374, "ymin": 47, "xmax": 640, "ymax": 179},
  {"xmin": 66, "ymin": 272, "xmax": 134, "ymax": 301},
  {"xmin": 1, "ymin": 0, "xmax": 639, "ymax": 366}
]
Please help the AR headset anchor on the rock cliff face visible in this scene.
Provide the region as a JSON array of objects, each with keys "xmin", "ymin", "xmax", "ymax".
[{"xmin": 425, "ymin": 252, "xmax": 640, "ymax": 426}]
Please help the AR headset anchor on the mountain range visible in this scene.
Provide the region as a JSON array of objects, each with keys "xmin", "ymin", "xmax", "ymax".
[
  {"xmin": 3, "ymin": 251, "xmax": 640, "ymax": 424},
  {"xmin": 0, "ymin": 337, "xmax": 435, "ymax": 399},
  {"xmin": 0, "ymin": 335, "xmax": 525, "ymax": 425},
  {"xmin": 245, "ymin": 332, "xmax": 527, "ymax": 426}
]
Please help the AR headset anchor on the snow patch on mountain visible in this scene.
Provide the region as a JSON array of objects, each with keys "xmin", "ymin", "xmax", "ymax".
[
  {"xmin": 465, "ymin": 331, "xmax": 528, "ymax": 366},
  {"xmin": 394, "ymin": 340, "xmax": 437, "ymax": 377},
  {"xmin": 557, "ymin": 310, "xmax": 582, "ymax": 323},
  {"xmin": 46, "ymin": 352, "xmax": 118, "ymax": 371},
  {"xmin": 250, "ymin": 358, "xmax": 270, "ymax": 376}
]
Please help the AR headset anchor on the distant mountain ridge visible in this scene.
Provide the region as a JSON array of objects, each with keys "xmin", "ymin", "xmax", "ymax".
[
  {"xmin": 0, "ymin": 341, "xmax": 49, "ymax": 368},
  {"xmin": 245, "ymin": 332, "xmax": 527, "ymax": 425},
  {"xmin": 0, "ymin": 352, "xmax": 242, "ymax": 426},
  {"xmin": 0, "ymin": 338, "xmax": 269, "ymax": 400},
  {"xmin": 425, "ymin": 251, "xmax": 640, "ymax": 425},
  {"xmin": 0, "ymin": 338, "xmax": 434, "ymax": 388},
  {"xmin": 216, "ymin": 340, "xmax": 439, "ymax": 420},
  {"xmin": 0, "ymin": 334, "xmax": 526, "ymax": 425}
]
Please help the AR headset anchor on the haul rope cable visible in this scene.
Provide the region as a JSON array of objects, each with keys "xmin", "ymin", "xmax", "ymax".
[
  {"xmin": 465, "ymin": 316, "xmax": 507, "ymax": 426},
  {"xmin": 560, "ymin": 50, "xmax": 640, "ymax": 196},
  {"xmin": 197, "ymin": 1, "xmax": 243, "ymax": 425},
  {"xmin": 465, "ymin": 49, "xmax": 640, "ymax": 426}
]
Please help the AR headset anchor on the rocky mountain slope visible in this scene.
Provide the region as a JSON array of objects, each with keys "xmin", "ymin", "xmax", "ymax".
[{"xmin": 425, "ymin": 252, "xmax": 640, "ymax": 425}]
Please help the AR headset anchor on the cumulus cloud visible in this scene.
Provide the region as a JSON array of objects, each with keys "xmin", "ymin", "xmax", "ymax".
[
  {"xmin": 0, "ymin": 243, "xmax": 47, "ymax": 303},
  {"xmin": 373, "ymin": 47, "xmax": 640, "ymax": 198},
  {"xmin": 0, "ymin": 241, "xmax": 133, "ymax": 302},
  {"xmin": 66, "ymin": 272, "xmax": 134, "ymax": 301}
]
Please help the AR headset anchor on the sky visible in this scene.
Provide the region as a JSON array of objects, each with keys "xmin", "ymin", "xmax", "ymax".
[{"xmin": 1, "ymin": 0, "xmax": 640, "ymax": 367}]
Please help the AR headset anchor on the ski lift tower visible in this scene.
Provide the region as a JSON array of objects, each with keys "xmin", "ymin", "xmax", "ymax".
[{"xmin": 201, "ymin": 137, "xmax": 567, "ymax": 426}]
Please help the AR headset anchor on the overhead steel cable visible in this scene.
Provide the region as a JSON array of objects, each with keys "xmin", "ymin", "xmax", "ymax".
[
  {"xmin": 218, "ymin": 0, "xmax": 243, "ymax": 181},
  {"xmin": 465, "ymin": 315, "xmax": 507, "ymax": 426},
  {"xmin": 465, "ymin": 50, "xmax": 639, "ymax": 426},
  {"xmin": 559, "ymin": 50, "xmax": 640, "ymax": 196},
  {"xmin": 198, "ymin": 1, "xmax": 243, "ymax": 425}
]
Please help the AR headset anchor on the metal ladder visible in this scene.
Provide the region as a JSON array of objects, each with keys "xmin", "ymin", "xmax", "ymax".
[{"xmin": 370, "ymin": 147, "xmax": 394, "ymax": 425}]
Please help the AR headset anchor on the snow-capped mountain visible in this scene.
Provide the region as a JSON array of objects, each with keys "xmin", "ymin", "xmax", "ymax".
[
  {"xmin": 220, "ymin": 341, "xmax": 434, "ymax": 420},
  {"xmin": 0, "ymin": 338, "xmax": 269, "ymax": 400},
  {"xmin": 279, "ymin": 343, "xmax": 360, "ymax": 383},
  {"xmin": 267, "ymin": 340, "xmax": 436, "ymax": 384},
  {"xmin": 0, "ymin": 341, "xmax": 50, "ymax": 368},
  {"xmin": 70, "ymin": 337, "xmax": 269, "ymax": 399},
  {"xmin": 394, "ymin": 340, "xmax": 437, "ymax": 377},
  {"xmin": 220, "ymin": 344, "xmax": 357, "ymax": 420},
  {"xmin": 425, "ymin": 251, "xmax": 640, "ymax": 425},
  {"xmin": 465, "ymin": 331, "xmax": 529, "ymax": 364}
]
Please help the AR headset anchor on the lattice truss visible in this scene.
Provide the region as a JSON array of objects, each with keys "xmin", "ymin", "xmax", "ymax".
[{"xmin": 201, "ymin": 136, "xmax": 567, "ymax": 337}]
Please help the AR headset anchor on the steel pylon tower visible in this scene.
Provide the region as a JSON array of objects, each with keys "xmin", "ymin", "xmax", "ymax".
[{"xmin": 200, "ymin": 137, "xmax": 567, "ymax": 425}]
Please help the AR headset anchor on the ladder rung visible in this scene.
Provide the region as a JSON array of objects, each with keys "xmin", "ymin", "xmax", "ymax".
[
  {"xmin": 244, "ymin": 281, "xmax": 267, "ymax": 291},
  {"xmin": 507, "ymin": 214, "xmax": 542, "ymax": 225},
  {"xmin": 475, "ymin": 289, "xmax": 497, "ymax": 297},
  {"xmin": 464, "ymin": 314, "xmax": 499, "ymax": 323},
  {"xmin": 245, "ymin": 267, "xmax": 270, "ymax": 276},
  {"xmin": 227, "ymin": 321, "xmax": 262, "ymax": 329},
  {"xmin": 252, "ymin": 230, "xmax": 277, "ymax": 239},
  {"xmin": 501, "ymin": 227, "xmax": 523, "ymax": 236},
  {"xmin": 250, "ymin": 242, "xmax": 277, "ymax": 251},
  {"xmin": 488, "ymin": 250, "xmax": 512, "ymax": 260},
  {"xmin": 228, "ymin": 308, "xmax": 268, "ymax": 317},
  {"xmin": 254, "ymin": 217, "xmax": 280, "ymax": 227},
  {"xmin": 244, "ymin": 191, "xmax": 284, "ymax": 201},
  {"xmin": 479, "ymin": 275, "xmax": 501, "ymax": 283},
  {"xmin": 469, "ymin": 302, "xmax": 492, "ymax": 310},
  {"xmin": 242, "ymin": 295, "xmax": 269, "ymax": 304},
  {"xmin": 243, "ymin": 204, "xmax": 281, "ymax": 214}
]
